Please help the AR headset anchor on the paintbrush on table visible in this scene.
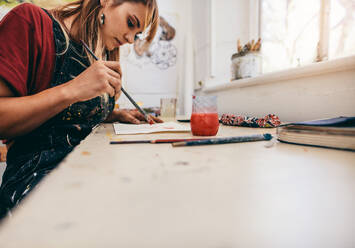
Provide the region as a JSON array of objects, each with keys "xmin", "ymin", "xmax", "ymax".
[
  {"xmin": 80, "ymin": 40, "xmax": 152, "ymax": 124},
  {"xmin": 172, "ymin": 134, "xmax": 273, "ymax": 147},
  {"xmin": 110, "ymin": 138, "xmax": 206, "ymax": 144}
]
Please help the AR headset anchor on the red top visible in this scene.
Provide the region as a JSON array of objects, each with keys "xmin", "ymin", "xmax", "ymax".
[{"xmin": 0, "ymin": 3, "xmax": 55, "ymax": 96}]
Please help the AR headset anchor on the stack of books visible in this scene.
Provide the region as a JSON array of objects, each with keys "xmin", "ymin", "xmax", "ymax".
[{"xmin": 277, "ymin": 117, "xmax": 355, "ymax": 151}]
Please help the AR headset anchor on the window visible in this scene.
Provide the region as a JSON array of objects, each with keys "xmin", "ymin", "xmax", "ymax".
[
  {"xmin": 261, "ymin": 0, "xmax": 355, "ymax": 73},
  {"xmin": 329, "ymin": 0, "xmax": 355, "ymax": 59}
]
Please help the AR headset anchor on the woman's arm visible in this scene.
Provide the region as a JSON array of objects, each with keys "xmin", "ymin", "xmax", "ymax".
[
  {"xmin": 0, "ymin": 78, "xmax": 76, "ymax": 139},
  {"xmin": 0, "ymin": 60, "xmax": 122, "ymax": 139}
]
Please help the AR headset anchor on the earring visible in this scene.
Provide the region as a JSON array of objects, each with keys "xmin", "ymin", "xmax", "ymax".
[{"xmin": 100, "ymin": 13, "xmax": 105, "ymax": 25}]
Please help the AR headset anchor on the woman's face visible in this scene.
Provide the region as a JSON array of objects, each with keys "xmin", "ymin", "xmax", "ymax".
[{"xmin": 101, "ymin": 1, "xmax": 147, "ymax": 51}]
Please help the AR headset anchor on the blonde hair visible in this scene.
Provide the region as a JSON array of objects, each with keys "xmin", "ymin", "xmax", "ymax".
[{"xmin": 51, "ymin": 0, "xmax": 159, "ymax": 63}]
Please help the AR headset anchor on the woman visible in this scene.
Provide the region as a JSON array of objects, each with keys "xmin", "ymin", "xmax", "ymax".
[{"xmin": 0, "ymin": 0, "xmax": 161, "ymax": 218}]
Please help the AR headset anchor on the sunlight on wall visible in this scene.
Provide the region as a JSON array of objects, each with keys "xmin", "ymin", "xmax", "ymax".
[
  {"xmin": 329, "ymin": 0, "xmax": 355, "ymax": 59},
  {"xmin": 261, "ymin": 0, "xmax": 320, "ymax": 73},
  {"xmin": 260, "ymin": 0, "xmax": 355, "ymax": 73}
]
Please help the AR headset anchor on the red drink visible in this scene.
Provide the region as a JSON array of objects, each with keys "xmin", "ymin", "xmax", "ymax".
[{"xmin": 190, "ymin": 112, "xmax": 219, "ymax": 136}]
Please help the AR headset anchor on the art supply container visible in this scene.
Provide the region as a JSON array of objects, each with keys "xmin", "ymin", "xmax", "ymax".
[
  {"xmin": 160, "ymin": 98, "xmax": 177, "ymax": 121},
  {"xmin": 190, "ymin": 95, "xmax": 219, "ymax": 136},
  {"xmin": 231, "ymin": 52, "xmax": 262, "ymax": 80}
]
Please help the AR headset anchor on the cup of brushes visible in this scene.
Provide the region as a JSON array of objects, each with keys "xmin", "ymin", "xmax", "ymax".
[{"xmin": 231, "ymin": 38, "xmax": 262, "ymax": 80}]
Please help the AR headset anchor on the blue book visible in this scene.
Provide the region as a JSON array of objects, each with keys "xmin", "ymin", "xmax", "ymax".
[{"xmin": 282, "ymin": 116, "xmax": 355, "ymax": 127}]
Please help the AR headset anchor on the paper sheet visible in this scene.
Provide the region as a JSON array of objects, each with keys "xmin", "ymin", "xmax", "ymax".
[{"xmin": 113, "ymin": 122, "xmax": 191, "ymax": 135}]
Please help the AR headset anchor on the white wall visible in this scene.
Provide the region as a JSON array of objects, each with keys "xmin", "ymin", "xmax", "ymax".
[
  {"xmin": 119, "ymin": 0, "xmax": 252, "ymax": 116},
  {"xmin": 202, "ymin": 57, "xmax": 355, "ymax": 122},
  {"xmin": 119, "ymin": 0, "xmax": 194, "ymax": 115},
  {"xmin": 158, "ymin": 0, "xmax": 194, "ymax": 116},
  {"xmin": 213, "ymin": 0, "xmax": 249, "ymax": 83},
  {"xmin": 192, "ymin": 0, "xmax": 250, "ymax": 86},
  {"xmin": 192, "ymin": 1, "xmax": 355, "ymax": 122},
  {"xmin": 191, "ymin": 0, "xmax": 210, "ymax": 87}
]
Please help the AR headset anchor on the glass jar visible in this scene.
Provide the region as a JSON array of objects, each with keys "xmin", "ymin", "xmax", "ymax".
[
  {"xmin": 190, "ymin": 95, "xmax": 219, "ymax": 136},
  {"xmin": 160, "ymin": 98, "xmax": 177, "ymax": 121}
]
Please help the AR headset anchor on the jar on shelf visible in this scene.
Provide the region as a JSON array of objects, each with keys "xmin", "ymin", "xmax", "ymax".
[{"xmin": 231, "ymin": 52, "xmax": 262, "ymax": 80}]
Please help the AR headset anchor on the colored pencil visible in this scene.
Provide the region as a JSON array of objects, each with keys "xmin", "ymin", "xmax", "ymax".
[
  {"xmin": 110, "ymin": 138, "xmax": 206, "ymax": 144},
  {"xmin": 172, "ymin": 134, "xmax": 273, "ymax": 147},
  {"xmin": 80, "ymin": 40, "xmax": 150, "ymax": 123}
]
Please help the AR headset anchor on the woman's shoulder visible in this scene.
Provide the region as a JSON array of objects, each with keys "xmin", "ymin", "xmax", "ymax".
[{"xmin": 7, "ymin": 3, "xmax": 51, "ymax": 27}]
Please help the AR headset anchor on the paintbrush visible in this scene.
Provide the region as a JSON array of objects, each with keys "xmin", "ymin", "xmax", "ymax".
[
  {"xmin": 80, "ymin": 40, "xmax": 151, "ymax": 124},
  {"xmin": 237, "ymin": 39, "xmax": 242, "ymax": 52},
  {"xmin": 172, "ymin": 134, "xmax": 273, "ymax": 147},
  {"xmin": 110, "ymin": 138, "xmax": 207, "ymax": 144},
  {"xmin": 253, "ymin": 38, "xmax": 262, "ymax": 51},
  {"xmin": 250, "ymin": 39, "xmax": 255, "ymax": 50}
]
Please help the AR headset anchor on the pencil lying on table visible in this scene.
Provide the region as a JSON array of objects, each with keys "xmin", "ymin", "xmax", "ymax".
[
  {"xmin": 172, "ymin": 134, "xmax": 273, "ymax": 147},
  {"xmin": 80, "ymin": 40, "xmax": 151, "ymax": 123}
]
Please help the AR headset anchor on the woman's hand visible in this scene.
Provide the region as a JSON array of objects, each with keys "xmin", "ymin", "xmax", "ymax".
[
  {"xmin": 67, "ymin": 60, "xmax": 122, "ymax": 102},
  {"xmin": 105, "ymin": 109, "xmax": 163, "ymax": 124}
]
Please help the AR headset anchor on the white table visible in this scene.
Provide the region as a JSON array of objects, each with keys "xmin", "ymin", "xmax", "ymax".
[{"xmin": 0, "ymin": 123, "xmax": 354, "ymax": 248}]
